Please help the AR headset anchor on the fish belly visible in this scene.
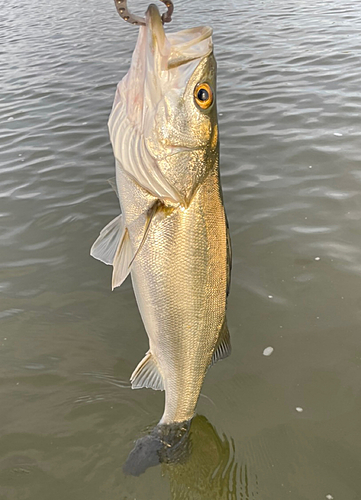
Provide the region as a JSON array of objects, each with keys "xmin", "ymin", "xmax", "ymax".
[{"xmin": 129, "ymin": 172, "xmax": 228, "ymax": 424}]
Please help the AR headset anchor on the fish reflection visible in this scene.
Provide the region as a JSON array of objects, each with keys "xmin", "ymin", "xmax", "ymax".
[{"xmin": 124, "ymin": 415, "xmax": 259, "ymax": 499}]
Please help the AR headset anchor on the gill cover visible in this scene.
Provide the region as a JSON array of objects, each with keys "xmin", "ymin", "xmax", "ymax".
[{"xmin": 108, "ymin": 5, "xmax": 214, "ymax": 206}]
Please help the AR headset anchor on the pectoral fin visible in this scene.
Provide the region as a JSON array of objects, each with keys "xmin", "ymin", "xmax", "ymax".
[
  {"xmin": 90, "ymin": 215, "xmax": 124, "ymax": 265},
  {"xmin": 131, "ymin": 351, "xmax": 164, "ymax": 391},
  {"xmin": 112, "ymin": 228, "xmax": 133, "ymax": 290},
  {"xmin": 90, "ymin": 214, "xmax": 132, "ymax": 289},
  {"xmin": 211, "ymin": 318, "xmax": 231, "ymax": 365},
  {"xmin": 107, "ymin": 177, "xmax": 119, "ymax": 198},
  {"xmin": 91, "ymin": 201, "xmax": 167, "ymax": 290},
  {"xmin": 128, "ymin": 200, "xmax": 164, "ymax": 268}
]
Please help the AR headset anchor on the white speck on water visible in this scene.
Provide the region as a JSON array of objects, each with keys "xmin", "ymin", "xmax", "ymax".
[
  {"xmin": 268, "ymin": 295, "xmax": 273, "ymax": 299},
  {"xmin": 279, "ymin": 325, "xmax": 283, "ymax": 328},
  {"xmin": 333, "ymin": 132, "xmax": 343, "ymax": 136},
  {"xmin": 296, "ymin": 407, "xmax": 303, "ymax": 412},
  {"xmin": 263, "ymin": 346, "xmax": 274, "ymax": 356},
  {"xmin": 3, "ymin": 338, "xmax": 7, "ymax": 341},
  {"xmin": 18, "ymin": 154, "xmax": 22, "ymax": 157},
  {"xmin": 326, "ymin": 495, "xmax": 334, "ymax": 500},
  {"xmin": 82, "ymin": 122, "xmax": 87, "ymax": 125},
  {"xmin": 16, "ymin": 382, "xmax": 19, "ymax": 386},
  {"xmin": 315, "ymin": 257, "xmax": 320, "ymax": 261},
  {"xmin": 8, "ymin": 116, "xmax": 14, "ymax": 121},
  {"xmin": 308, "ymin": 165, "xmax": 312, "ymax": 169}
]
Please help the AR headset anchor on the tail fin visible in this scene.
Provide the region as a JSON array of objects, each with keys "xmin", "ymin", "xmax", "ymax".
[{"xmin": 123, "ymin": 421, "xmax": 191, "ymax": 476}]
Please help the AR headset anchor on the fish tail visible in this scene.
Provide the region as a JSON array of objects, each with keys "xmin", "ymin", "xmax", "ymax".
[{"xmin": 123, "ymin": 420, "xmax": 191, "ymax": 476}]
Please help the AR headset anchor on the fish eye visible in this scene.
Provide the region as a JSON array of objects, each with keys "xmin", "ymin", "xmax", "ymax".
[{"xmin": 194, "ymin": 83, "xmax": 213, "ymax": 110}]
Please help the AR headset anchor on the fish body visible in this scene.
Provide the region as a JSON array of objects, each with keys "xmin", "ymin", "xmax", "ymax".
[{"xmin": 91, "ymin": 5, "xmax": 231, "ymax": 425}]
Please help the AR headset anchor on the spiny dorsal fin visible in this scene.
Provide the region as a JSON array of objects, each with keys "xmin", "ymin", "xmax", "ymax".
[
  {"xmin": 226, "ymin": 216, "xmax": 232, "ymax": 297},
  {"xmin": 131, "ymin": 351, "xmax": 164, "ymax": 391},
  {"xmin": 212, "ymin": 318, "xmax": 231, "ymax": 365}
]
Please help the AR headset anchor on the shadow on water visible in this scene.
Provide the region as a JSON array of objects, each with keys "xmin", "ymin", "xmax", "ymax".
[{"xmin": 124, "ymin": 414, "xmax": 259, "ymax": 499}]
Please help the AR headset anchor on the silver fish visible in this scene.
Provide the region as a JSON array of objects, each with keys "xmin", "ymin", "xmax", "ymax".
[{"xmin": 91, "ymin": 4, "xmax": 231, "ymax": 425}]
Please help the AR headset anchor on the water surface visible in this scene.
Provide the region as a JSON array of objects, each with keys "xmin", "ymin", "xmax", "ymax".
[{"xmin": 1, "ymin": 0, "xmax": 361, "ymax": 498}]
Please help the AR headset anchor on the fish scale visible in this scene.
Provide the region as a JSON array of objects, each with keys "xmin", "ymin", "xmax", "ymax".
[{"xmin": 124, "ymin": 170, "xmax": 228, "ymax": 423}]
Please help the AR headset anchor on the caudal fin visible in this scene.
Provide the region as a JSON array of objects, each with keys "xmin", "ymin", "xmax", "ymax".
[{"xmin": 123, "ymin": 421, "xmax": 191, "ymax": 476}]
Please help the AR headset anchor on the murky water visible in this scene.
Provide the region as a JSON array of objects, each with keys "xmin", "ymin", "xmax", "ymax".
[{"xmin": 1, "ymin": 0, "xmax": 361, "ymax": 498}]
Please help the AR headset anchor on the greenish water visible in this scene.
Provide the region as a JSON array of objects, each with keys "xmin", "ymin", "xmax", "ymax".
[{"xmin": 1, "ymin": 0, "xmax": 361, "ymax": 498}]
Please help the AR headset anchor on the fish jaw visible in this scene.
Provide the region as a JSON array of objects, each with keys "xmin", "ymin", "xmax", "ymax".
[
  {"xmin": 151, "ymin": 52, "xmax": 219, "ymax": 205},
  {"xmin": 108, "ymin": 4, "xmax": 216, "ymax": 206}
]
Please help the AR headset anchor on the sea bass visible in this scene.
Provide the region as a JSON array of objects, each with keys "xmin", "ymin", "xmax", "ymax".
[{"xmin": 91, "ymin": 4, "xmax": 231, "ymax": 425}]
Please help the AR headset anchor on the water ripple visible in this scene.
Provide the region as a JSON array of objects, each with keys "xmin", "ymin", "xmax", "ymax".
[{"xmin": 1, "ymin": 0, "xmax": 361, "ymax": 497}]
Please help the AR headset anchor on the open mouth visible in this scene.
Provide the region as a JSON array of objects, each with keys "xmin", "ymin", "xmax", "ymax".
[{"xmin": 145, "ymin": 4, "xmax": 213, "ymax": 69}]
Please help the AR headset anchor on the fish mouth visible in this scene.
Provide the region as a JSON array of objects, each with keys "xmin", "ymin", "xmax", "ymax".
[
  {"xmin": 145, "ymin": 4, "xmax": 213, "ymax": 68},
  {"xmin": 145, "ymin": 4, "xmax": 168, "ymax": 56}
]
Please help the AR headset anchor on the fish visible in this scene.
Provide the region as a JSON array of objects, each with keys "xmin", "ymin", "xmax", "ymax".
[{"xmin": 91, "ymin": 3, "xmax": 231, "ymax": 427}]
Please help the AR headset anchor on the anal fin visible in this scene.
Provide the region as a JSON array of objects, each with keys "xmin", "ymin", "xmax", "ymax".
[
  {"xmin": 212, "ymin": 318, "xmax": 231, "ymax": 365},
  {"xmin": 131, "ymin": 351, "xmax": 164, "ymax": 391}
]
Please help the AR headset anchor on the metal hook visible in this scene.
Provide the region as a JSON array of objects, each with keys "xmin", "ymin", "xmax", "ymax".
[{"xmin": 113, "ymin": 0, "xmax": 174, "ymax": 26}]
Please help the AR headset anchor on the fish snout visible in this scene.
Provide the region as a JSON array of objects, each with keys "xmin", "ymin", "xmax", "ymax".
[{"xmin": 146, "ymin": 4, "xmax": 167, "ymax": 52}]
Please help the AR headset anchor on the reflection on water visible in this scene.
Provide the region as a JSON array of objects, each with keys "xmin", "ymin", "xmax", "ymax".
[
  {"xmin": 124, "ymin": 414, "xmax": 258, "ymax": 499},
  {"xmin": 164, "ymin": 415, "xmax": 258, "ymax": 500}
]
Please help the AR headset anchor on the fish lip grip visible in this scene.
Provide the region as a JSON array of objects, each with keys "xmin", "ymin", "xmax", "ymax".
[{"xmin": 113, "ymin": 0, "xmax": 174, "ymax": 26}]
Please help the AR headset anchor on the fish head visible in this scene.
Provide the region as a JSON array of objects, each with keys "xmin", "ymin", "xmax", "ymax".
[{"xmin": 111, "ymin": 5, "xmax": 219, "ymax": 206}]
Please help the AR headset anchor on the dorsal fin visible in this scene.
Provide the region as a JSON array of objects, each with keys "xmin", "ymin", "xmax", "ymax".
[
  {"xmin": 212, "ymin": 318, "xmax": 231, "ymax": 365},
  {"xmin": 226, "ymin": 216, "xmax": 232, "ymax": 297}
]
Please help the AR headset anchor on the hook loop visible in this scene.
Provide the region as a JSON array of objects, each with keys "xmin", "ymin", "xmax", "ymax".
[{"xmin": 113, "ymin": 0, "xmax": 174, "ymax": 26}]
